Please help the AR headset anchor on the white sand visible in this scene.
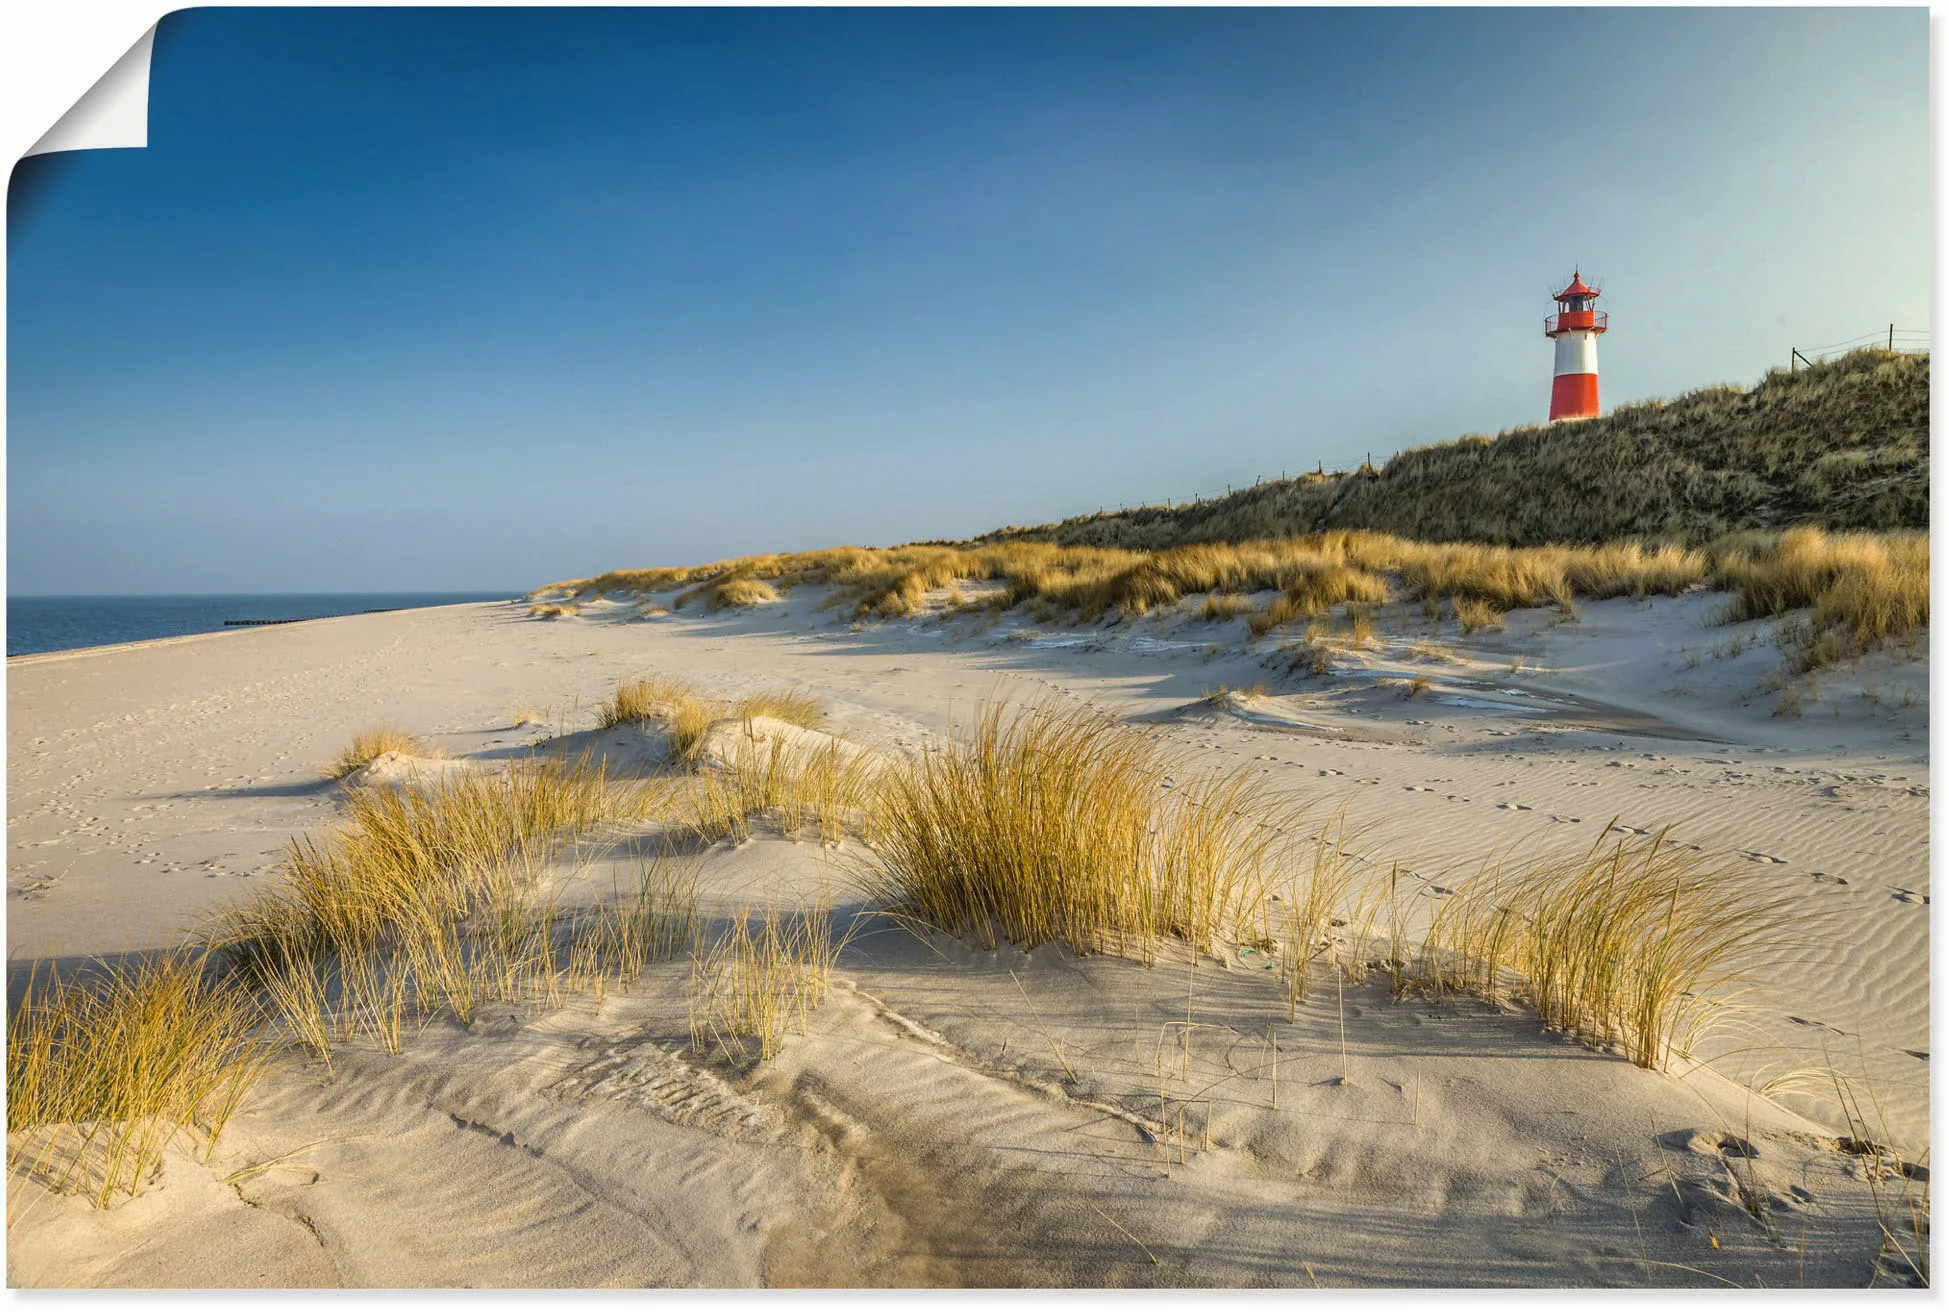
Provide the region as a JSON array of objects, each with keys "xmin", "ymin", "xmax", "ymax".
[{"xmin": 6, "ymin": 594, "xmax": 1929, "ymax": 1287}]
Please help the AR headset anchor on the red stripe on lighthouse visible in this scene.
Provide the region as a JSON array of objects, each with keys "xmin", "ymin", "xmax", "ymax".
[{"xmin": 1549, "ymin": 373, "xmax": 1599, "ymax": 421}]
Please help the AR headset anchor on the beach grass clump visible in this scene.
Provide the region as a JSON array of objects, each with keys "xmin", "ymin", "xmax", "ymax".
[
  {"xmin": 210, "ymin": 754, "xmax": 652, "ymax": 976},
  {"xmin": 328, "ymin": 727, "xmax": 432, "ymax": 780},
  {"xmin": 596, "ymin": 675, "xmax": 825, "ymax": 763},
  {"xmin": 1711, "ymin": 527, "xmax": 1929, "ymax": 673},
  {"xmin": 674, "ymin": 571, "xmax": 782, "ymax": 612},
  {"xmin": 1416, "ymin": 827, "xmax": 1795, "ymax": 1070},
  {"xmin": 527, "ymin": 602, "xmax": 581, "ymax": 619},
  {"xmin": 7, "ymin": 952, "xmax": 271, "ymax": 1207},
  {"xmin": 1452, "ymin": 597, "xmax": 1506, "ymax": 634},
  {"xmin": 595, "ymin": 675, "xmax": 715, "ymax": 742},
  {"xmin": 855, "ymin": 701, "xmax": 1293, "ymax": 961},
  {"xmin": 677, "ymin": 725, "xmax": 880, "ymax": 847},
  {"xmin": 688, "ymin": 897, "xmax": 842, "ymax": 1063}
]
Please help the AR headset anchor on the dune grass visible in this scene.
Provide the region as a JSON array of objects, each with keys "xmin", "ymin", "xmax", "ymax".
[
  {"xmin": 1711, "ymin": 527, "xmax": 1929, "ymax": 674},
  {"xmin": 528, "ymin": 602, "xmax": 581, "ymax": 619},
  {"xmin": 855, "ymin": 701, "xmax": 1295, "ymax": 962},
  {"xmin": 533, "ymin": 355, "xmax": 1926, "ymax": 675},
  {"xmin": 541, "ymin": 530, "xmax": 1723, "ymax": 638},
  {"xmin": 211, "ymin": 753, "xmax": 653, "ymax": 974},
  {"xmin": 7, "ymin": 952, "xmax": 272, "ymax": 1207},
  {"xmin": 547, "ymin": 520, "xmax": 1925, "ymax": 682},
  {"xmin": 595, "ymin": 675, "xmax": 826, "ymax": 763},
  {"xmin": 851, "ymin": 698, "xmax": 1792, "ymax": 1073},
  {"xmin": 11, "ymin": 674, "xmax": 1823, "ymax": 1215},
  {"xmin": 7, "ymin": 754, "xmax": 682, "ymax": 1208},
  {"xmin": 680, "ymin": 729, "xmax": 881, "ymax": 847},
  {"xmin": 676, "ymin": 574, "xmax": 782, "ymax": 612},
  {"xmin": 1413, "ymin": 826, "xmax": 1797, "ymax": 1070},
  {"xmin": 965, "ymin": 349, "xmax": 1927, "ymax": 550},
  {"xmin": 688, "ymin": 896, "xmax": 843, "ymax": 1064},
  {"xmin": 1452, "ymin": 597, "xmax": 1506, "ymax": 634},
  {"xmin": 327, "ymin": 727, "xmax": 432, "ymax": 780}
]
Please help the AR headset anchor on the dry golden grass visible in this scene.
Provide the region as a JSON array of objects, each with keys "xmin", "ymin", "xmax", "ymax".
[
  {"xmin": 327, "ymin": 727, "xmax": 432, "ymax": 780},
  {"xmin": 688, "ymin": 896, "xmax": 843, "ymax": 1063},
  {"xmin": 9, "ymin": 757, "xmax": 675, "ymax": 1207},
  {"xmin": 527, "ymin": 602, "xmax": 581, "ymax": 619},
  {"xmin": 855, "ymin": 701, "xmax": 1295, "ymax": 961},
  {"xmin": 595, "ymin": 675, "xmax": 712, "ymax": 737},
  {"xmin": 595, "ymin": 675, "xmax": 826, "ymax": 763},
  {"xmin": 679, "ymin": 730, "xmax": 880, "ymax": 847},
  {"xmin": 210, "ymin": 754, "xmax": 654, "ymax": 974},
  {"xmin": 1712, "ymin": 527, "xmax": 1929, "ymax": 673},
  {"xmin": 676, "ymin": 575, "xmax": 782, "ymax": 612},
  {"xmin": 211, "ymin": 748, "xmax": 695, "ymax": 1069},
  {"xmin": 543, "ymin": 531, "xmax": 1722, "ymax": 637},
  {"xmin": 547, "ymin": 519, "xmax": 1926, "ymax": 686},
  {"xmin": 1452, "ymin": 597, "xmax": 1506, "ymax": 634},
  {"xmin": 1275, "ymin": 809, "xmax": 1359, "ymax": 1018},
  {"xmin": 1415, "ymin": 827, "xmax": 1797, "ymax": 1070},
  {"xmin": 7, "ymin": 952, "xmax": 271, "ymax": 1207}
]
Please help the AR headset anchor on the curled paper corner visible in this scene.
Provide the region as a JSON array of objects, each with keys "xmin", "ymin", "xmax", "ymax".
[{"xmin": 25, "ymin": 23, "xmax": 158, "ymax": 158}]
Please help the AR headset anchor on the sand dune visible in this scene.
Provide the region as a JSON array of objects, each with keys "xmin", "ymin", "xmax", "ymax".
[{"xmin": 6, "ymin": 593, "xmax": 1929, "ymax": 1287}]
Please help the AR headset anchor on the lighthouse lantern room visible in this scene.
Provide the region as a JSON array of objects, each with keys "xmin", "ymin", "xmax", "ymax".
[{"xmin": 1543, "ymin": 271, "xmax": 1607, "ymax": 421}]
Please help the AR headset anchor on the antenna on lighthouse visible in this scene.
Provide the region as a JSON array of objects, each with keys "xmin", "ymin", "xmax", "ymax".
[{"xmin": 1543, "ymin": 271, "xmax": 1608, "ymax": 421}]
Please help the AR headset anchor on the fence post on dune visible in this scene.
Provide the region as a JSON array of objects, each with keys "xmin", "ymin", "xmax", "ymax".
[{"xmin": 1889, "ymin": 324, "xmax": 1895, "ymax": 351}]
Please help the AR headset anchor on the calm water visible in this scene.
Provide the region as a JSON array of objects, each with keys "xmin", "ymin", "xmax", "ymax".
[{"xmin": 7, "ymin": 593, "xmax": 517, "ymax": 657}]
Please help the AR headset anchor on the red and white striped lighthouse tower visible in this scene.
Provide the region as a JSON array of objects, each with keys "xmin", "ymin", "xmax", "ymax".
[{"xmin": 1543, "ymin": 270, "xmax": 1607, "ymax": 421}]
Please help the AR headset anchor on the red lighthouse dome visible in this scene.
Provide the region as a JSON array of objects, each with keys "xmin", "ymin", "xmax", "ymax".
[{"xmin": 1543, "ymin": 270, "xmax": 1607, "ymax": 420}]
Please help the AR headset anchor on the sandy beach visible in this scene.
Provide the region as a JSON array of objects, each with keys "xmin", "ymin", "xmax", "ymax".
[{"xmin": 5, "ymin": 591, "xmax": 1929, "ymax": 1287}]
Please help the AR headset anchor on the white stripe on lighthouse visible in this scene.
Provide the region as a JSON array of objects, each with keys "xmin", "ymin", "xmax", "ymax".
[{"xmin": 1553, "ymin": 331, "xmax": 1599, "ymax": 378}]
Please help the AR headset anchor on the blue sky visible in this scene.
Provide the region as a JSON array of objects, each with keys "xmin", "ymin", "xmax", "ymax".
[{"xmin": 6, "ymin": 6, "xmax": 1930, "ymax": 594}]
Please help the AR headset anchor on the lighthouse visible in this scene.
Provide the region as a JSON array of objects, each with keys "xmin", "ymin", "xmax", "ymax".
[{"xmin": 1544, "ymin": 271, "xmax": 1607, "ymax": 421}]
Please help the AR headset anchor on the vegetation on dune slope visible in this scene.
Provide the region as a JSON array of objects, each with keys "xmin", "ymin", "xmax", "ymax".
[
  {"xmin": 531, "ymin": 351, "xmax": 1928, "ymax": 668},
  {"xmin": 966, "ymin": 349, "xmax": 1927, "ymax": 551}
]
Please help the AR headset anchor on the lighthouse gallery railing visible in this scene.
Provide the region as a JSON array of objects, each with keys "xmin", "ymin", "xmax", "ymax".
[{"xmin": 1544, "ymin": 310, "xmax": 1608, "ymax": 335}]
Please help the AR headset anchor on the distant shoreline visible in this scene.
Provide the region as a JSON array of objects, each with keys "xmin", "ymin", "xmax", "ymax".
[
  {"xmin": 6, "ymin": 593, "xmax": 516, "ymax": 661},
  {"xmin": 5, "ymin": 598, "xmax": 513, "ymax": 665}
]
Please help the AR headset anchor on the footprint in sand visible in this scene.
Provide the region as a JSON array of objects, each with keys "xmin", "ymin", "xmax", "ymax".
[
  {"xmin": 1497, "ymin": 802, "xmax": 1533, "ymax": 812},
  {"xmin": 1809, "ymin": 872, "xmax": 1850, "ymax": 887},
  {"xmin": 1740, "ymin": 851, "xmax": 1787, "ymax": 865},
  {"xmin": 1319, "ymin": 769, "xmax": 1344, "ymax": 777},
  {"xmin": 1356, "ymin": 777, "xmax": 1380, "ymax": 785},
  {"xmin": 1405, "ymin": 785, "xmax": 1436, "ymax": 793},
  {"xmin": 1548, "ymin": 815, "xmax": 1581, "ymax": 824},
  {"xmin": 1891, "ymin": 888, "xmax": 1930, "ymax": 905},
  {"xmin": 1611, "ymin": 824, "xmax": 1652, "ymax": 836}
]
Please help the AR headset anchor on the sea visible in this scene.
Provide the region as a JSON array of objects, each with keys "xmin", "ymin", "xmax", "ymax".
[{"xmin": 6, "ymin": 592, "xmax": 518, "ymax": 658}]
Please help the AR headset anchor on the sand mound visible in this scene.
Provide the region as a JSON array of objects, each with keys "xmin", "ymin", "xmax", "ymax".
[
  {"xmin": 693, "ymin": 716, "xmax": 870, "ymax": 771},
  {"xmin": 341, "ymin": 751, "xmax": 491, "ymax": 791}
]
